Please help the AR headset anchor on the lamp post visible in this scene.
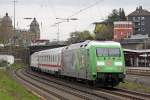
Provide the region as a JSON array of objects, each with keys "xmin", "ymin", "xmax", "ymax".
[
  {"xmin": 144, "ymin": 37, "xmax": 149, "ymax": 67},
  {"xmin": 13, "ymin": 0, "xmax": 17, "ymax": 46},
  {"xmin": 54, "ymin": 18, "xmax": 78, "ymax": 42}
]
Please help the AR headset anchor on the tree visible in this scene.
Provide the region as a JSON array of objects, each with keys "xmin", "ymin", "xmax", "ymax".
[
  {"xmin": 108, "ymin": 8, "xmax": 126, "ymax": 22},
  {"xmin": 108, "ymin": 9, "xmax": 120, "ymax": 22},
  {"xmin": 120, "ymin": 8, "xmax": 126, "ymax": 21},
  {"xmin": 67, "ymin": 30, "xmax": 94, "ymax": 44},
  {"xmin": 94, "ymin": 8, "xmax": 126, "ymax": 40},
  {"xmin": 94, "ymin": 23, "xmax": 113, "ymax": 40}
]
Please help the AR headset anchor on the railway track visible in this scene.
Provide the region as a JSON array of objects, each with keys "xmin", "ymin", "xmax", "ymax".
[
  {"xmin": 9, "ymin": 67, "xmax": 150, "ymax": 100},
  {"xmin": 127, "ymin": 68, "xmax": 150, "ymax": 76},
  {"xmin": 14, "ymin": 68, "xmax": 111, "ymax": 100},
  {"xmin": 127, "ymin": 70, "xmax": 150, "ymax": 76},
  {"xmin": 23, "ymin": 68, "xmax": 150, "ymax": 100},
  {"xmin": 99, "ymin": 88, "xmax": 150, "ymax": 100}
]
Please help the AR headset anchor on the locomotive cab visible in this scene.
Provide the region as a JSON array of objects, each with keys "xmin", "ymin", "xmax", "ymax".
[{"xmin": 88, "ymin": 41, "xmax": 126, "ymax": 87}]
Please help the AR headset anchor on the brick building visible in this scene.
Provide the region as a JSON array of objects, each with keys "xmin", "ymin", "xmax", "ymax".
[{"xmin": 114, "ymin": 21, "xmax": 133, "ymax": 40}]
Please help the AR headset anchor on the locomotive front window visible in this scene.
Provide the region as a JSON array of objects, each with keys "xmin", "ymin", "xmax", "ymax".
[
  {"xmin": 96, "ymin": 48, "xmax": 108, "ymax": 56},
  {"xmin": 108, "ymin": 48, "xmax": 120, "ymax": 57},
  {"xmin": 96, "ymin": 48, "xmax": 121, "ymax": 57}
]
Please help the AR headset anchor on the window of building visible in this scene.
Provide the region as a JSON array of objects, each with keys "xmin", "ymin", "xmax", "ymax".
[
  {"xmin": 138, "ymin": 17, "xmax": 141, "ymax": 20},
  {"xmin": 138, "ymin": 28, "xmax": 141, "ymax": 31},
  {"xmin": 132, "ymin": 17, "xmax": 135, "ymax": 21},
  {"xmin": 138, "ymin": 22, "xmax": 141, "ymax": 25},
  {"xmin": 141, "ymin": 21, "xmax": 145, "ymax": 25},
  {"xmin": 141, "ymin": 28, "xmax": 145, "ymax": 31},
  {"xmin": 141, "ymin": 17, "xmax": 145, "ymax": 20}
]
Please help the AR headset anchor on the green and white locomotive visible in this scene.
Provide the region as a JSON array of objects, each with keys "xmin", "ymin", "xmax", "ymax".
[{"xmin": 30, "ymin": 40, "xmax": 126, "ymax": 87}]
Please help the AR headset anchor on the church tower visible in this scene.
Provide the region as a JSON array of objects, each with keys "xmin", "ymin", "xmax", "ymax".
[
  {"xmin": 0, "ymin": 13, "xmax": 13, "ymax": 44},
  {"xmin": 30, "ymin": 18, "xmax": 40, "ymax": 42}
]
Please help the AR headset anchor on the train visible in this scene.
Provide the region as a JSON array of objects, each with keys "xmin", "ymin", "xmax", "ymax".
[
  {"xmin": 0, "ymin": 55, "xmax": 14, "ymax": 65},
  {"xmin": 30, "ymin": 40, "xmax": 126, "ymax": 87}
]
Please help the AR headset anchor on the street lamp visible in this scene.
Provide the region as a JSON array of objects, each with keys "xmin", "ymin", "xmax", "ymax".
[
  {"xmin": 24, "ymin": 18, "xmax": 33, "ymax": 20},
  {"xmin": 54, "ymin": 17, "xmax": 78, "ymax": 42},
  {"xmin": 56, "ymin": 18, "xmax": 78, "ymax": 22}
]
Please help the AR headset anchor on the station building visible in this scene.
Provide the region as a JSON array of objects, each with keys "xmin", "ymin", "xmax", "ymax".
[
  {"xmin": 121, "ymin": 34, "xmax": 150, "ymax": 67},
  {"xmin": 124, "ymin": 49, "xmax": 150, "ymax": 67}
]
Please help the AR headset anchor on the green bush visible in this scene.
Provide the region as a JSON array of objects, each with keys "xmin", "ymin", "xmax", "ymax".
[{"xmin": 0, "ymin": 60, "xmax": 9, "ymax": 67}]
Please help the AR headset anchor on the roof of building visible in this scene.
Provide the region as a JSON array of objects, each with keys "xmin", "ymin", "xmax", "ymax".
[
  {"xmin": 124, "ymin": 49, "xmax": 150, "ymax": 53},
  {"xmin": 129, "ymin": 34, "xmax": 149, "ymax": 39},
  {"xmin": 93, "ymin": 20, "xmax": 113, "ymax": 25},
  {"xmin": 114, "ymin": 21, "xmax": 132, "ymax": 25},
  {"xmin": 30, "ymin": 18, "xmax": 39, "ymax": 26},
  {"xmin": 2, "ymin": 13, "xmax": 12, "ymax": 23},
  {"xmin": 128, "ymin": 6, "xmax": 150, "ymax": 16}
]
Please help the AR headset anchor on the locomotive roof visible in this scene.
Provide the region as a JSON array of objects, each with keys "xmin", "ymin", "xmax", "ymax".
[
  {"xmin": 65, "ymin": 40, "xmax": 121, "ymax": 50},
  {"xmin": 31, "ymin": 41, "xmax": 121, "ymax": 55}
]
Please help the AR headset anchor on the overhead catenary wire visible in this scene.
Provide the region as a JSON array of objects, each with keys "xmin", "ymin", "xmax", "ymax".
[
  {"xmin": 67, "ymin": 0, "xmax": 103, "ymax": 19},
  {"xmin": 50, "ymin": 0, "xmax": 104, "ymax": 41}
]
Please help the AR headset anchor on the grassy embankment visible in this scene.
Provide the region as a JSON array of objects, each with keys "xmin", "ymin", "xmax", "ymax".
[
  {"xmin": 0, "ymin": 62, "xmax": 39, "ymax": 100},
  {"xmin": 118, "ymin": 80, "xmax": 150, "ymax": 94}
]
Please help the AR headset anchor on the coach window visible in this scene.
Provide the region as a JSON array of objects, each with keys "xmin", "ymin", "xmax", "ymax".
[
  {"xmin": 54, "ymin": 55, "xmax": 56, "ymax": 63},
  {"xmin": 49, "ymin": 56, "xmax": 50, "ymax": 62},
  {"xmin": 50, "ymin": 56, "xmax": 51, "ymax": 63},
  {"xmin": 45, "ymin": 56, "xmax": 46, "ymax": 62},
  {"xmin": 57, "ymin": 55, "xmax": 59, "ymax": 63},
  {"xmin": 46, "ymin": 56, "xmax": 47, "ymax": 62},
  {"xmin": 52, "ymin": 55, "xmax": 54, "ymax": 63},
  {"xmin": 51, "ymin": 55, "xmax": 52, "ymax": 63},
  {"xmin": 54, "ymin": 55, "xmax": 55, "ymax": 63}
]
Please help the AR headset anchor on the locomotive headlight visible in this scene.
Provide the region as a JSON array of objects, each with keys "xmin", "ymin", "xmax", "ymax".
[
  {"xmin": 97, "ymin": 61, "xmax": 105, "ymax": 66},
  {"xmin": 115, "ymin": 62, "xmax": 123, "ymax": 66}
]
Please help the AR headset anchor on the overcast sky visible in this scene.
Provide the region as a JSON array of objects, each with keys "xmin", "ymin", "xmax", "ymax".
[{"xmin": 0, "ymin": 0, "xmax": 150, "ymax": 41}]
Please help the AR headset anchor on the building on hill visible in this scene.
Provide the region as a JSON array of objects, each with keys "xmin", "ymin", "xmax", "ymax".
[
  {"xmin": 15, "ymin": 29, "xmax": 31, "ymax": 46},
  {"xmin": 14, "ymin": 18, "xmax": 41, "ymax": 46},
  {"xmin": 128, "ymin": 6, "xmax": 150, "ymax": 36},
  {"xmin": 0, "ymin": 13, "xmax": 41, "ymax": 46}
]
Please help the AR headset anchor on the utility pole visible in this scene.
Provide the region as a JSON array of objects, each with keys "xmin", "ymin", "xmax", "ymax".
[
  {"xmin": 13, "ymin": 0, "xmax": 17, "ymax": 45},
  {"xmin": 57, "ymin": 23, "xmax": 60, "ymax": 42}
]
